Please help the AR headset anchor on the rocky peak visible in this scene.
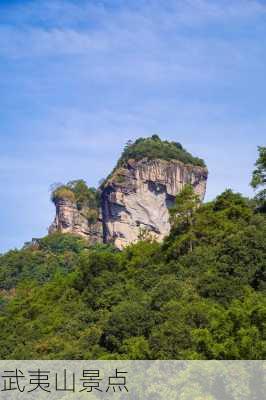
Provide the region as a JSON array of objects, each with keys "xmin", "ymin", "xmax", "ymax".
[
  {"xmin": 49, "ymin": 136, "xmax": 208, "ymax": 249},
  {"xmin": 101, "ymin": 158, "xmax": 208, "ymax": 249},
  {"xmin": 49, "ymin": 182, "xmax": 103, "ymax": 245}
]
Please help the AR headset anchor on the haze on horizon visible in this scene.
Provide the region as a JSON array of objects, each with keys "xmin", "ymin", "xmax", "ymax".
[{"xmin": 1, "ymin": 0, "xmax": 266, "ymax": 253}]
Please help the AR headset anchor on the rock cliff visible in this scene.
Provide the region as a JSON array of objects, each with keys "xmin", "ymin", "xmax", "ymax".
[
  {"xmin": 101, "ymin": 158, "xmax": 208, "ymax": 249},
  {"xmin": 49, "ymin": 137, "xmax": 208, "ymax": 249},
  {"xmin": 49, "ymin": 197, "xmax": 103, "ymax": 245}
]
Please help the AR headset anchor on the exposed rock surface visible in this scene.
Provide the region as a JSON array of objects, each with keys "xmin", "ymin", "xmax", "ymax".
[
  {"xmin": 49, "ymin": 158, "xmax": 208, "ymax": 249},
  {"xmin": 101, "ymin": 159, "xmax": 208, "ymax": 249},
  {"xmin": 49, "ymin": 198, "xmax": 103, "ymax": 245}
]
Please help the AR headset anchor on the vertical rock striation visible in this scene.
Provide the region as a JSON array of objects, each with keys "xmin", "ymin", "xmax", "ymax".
[
  {"xmin": 101, "ymin": 159, "xmax": 208, "ymax": 249},
  {"xmin": 49, "ymin": 198, "xmax": 103, "ymax": 245},
  {"xmin": 48, "ymin": 139, "xmax": 208, "ymax": 249}
]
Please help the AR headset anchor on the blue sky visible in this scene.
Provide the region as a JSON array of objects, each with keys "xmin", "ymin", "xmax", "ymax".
[{"xmin": 0, "ymin": 0, "xmax": 266, "ymax": 253}]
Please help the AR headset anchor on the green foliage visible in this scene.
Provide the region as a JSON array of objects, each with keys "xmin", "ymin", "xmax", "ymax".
[
  {"xmin": 2, "ymin": 141, "xmax": 266, "ymax": 361},
  {"xmin": 168, "ymin": 184, "xmax": 200, "ymax": 253},
  {"xmin": 38, "ymin": 233, "xmax": 89, "ymax": 253},
  {"xmin": 0, "ymin": 238, "xmax": 82, "ymax": 291},
  {"xmin": 251, "ymin": 146, "xmax": 266, "ymax": 189},
  {"xmin": 51, "ymin": 180, "xmax": 100, "ymax": 222},
  {"xmin": 67, "ymin": 180, "xmax": 100, "ymax": 210},
  {"xmin": 51, "ymin": 187, "xmax": 76, "ymax": 202},
  {"xmin": 0, "ymin": 150, "xmax": 265, "ymax": 360},
  {"xmin": 51, "ymin": 180, "xmax": 99, "ymax": 208},
  {"xmin": 81, "ymin": 208, "xmax": 99, "ymax": 224},
  {"xmin": 117, "ymin": 136, "xmax": 206, "ymax": 167},
  {"xmin": 170, "ymin": 184, "xmax": 199, "ymax": 228},
  {"xmin": 251, "ymin": 146, "xmax": 266, "ymax": 211},
  {"xmin": 0, "ymin": 187, "xmax": 265, "ymax": 360}
]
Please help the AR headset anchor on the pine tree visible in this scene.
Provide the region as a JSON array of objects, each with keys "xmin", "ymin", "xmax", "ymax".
[
  {"xmin": 169, "ymin": 184, "xmax": 200, "ymax": 252},
  {"xmin": 251, "ymin": 146, "xmax": 266, "ymax": 211}
]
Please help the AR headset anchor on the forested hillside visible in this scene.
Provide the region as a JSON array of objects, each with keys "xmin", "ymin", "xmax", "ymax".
[{"xmin": 0, "ymin": 148, "xmax": 265, "ymax": 360}]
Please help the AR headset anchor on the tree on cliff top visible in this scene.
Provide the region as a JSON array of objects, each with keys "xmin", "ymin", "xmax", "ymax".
[
  {"xmin": 117, "ymin": 136, "xmax": 206, "ymax": 167},
  {"xmin": 51, "ymin": 180, "xmax": 100, "ymax": 221}
]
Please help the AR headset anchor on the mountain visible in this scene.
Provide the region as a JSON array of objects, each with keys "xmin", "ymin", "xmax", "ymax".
[
  {"xmin": 0, "ymin": 144, "xmax": 265, "ymax": 360},
  {"xmin": 49, "ymin": 136, "xmax": 208, "ymax": 248}
]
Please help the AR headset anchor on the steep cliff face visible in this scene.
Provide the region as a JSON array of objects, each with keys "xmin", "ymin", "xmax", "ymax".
[
  {"xmin": 49, "ymin": 198, "xmax": 103, "ymax": 245},
  {"xmin": 49, "ymin": 136, "xmax": 208, "ymax": 249},
  {"xmin": 101, "ymin": 159, "xmax": 208, "ymax": 249}
]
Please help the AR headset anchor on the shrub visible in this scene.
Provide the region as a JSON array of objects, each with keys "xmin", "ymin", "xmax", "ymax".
[
  {"xmin": 51, "ymin": 187, "xmax": 76, "ymax": 203},
  {"xmin": 51, "ymin": 180, "xmax": 100, "ymax": 212},
  {"xmin": 82, "ymin": 208, "xmax": 99, "ymax": 224}
]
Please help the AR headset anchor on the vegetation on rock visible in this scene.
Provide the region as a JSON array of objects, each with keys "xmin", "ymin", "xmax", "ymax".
[
  {"xmin": 117, "ymin": 135, "xmax": 206, "ymax": 167},
  {"xmin": 51, "ymin": 180, "xmax": 100, "ymax": 223},
  {"xmin": 0, "ymin": 149, "xmax": 265, "ymax": 360},
  {"xmin": 51, "ymin": 186, "xmax": 76, "ymax": 203}
]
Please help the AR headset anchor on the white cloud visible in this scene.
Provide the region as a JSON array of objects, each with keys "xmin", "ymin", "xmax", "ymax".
[
  {"xmin": 1, "ymin": 0, "xmax": 265, "ymax": 60},
  {"xmin": 0, "ymin": 0, "xmax": 266, "ymax": 251}
]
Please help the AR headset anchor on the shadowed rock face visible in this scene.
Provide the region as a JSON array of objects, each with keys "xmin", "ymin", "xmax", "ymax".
[
  {"xmin": 101, "ymin": 159, "xmax": 208, "ymax": 249},
  {"xmin": 49, "ymin": 198, "xmax": 103, "ymax": 245},
  {"xmin": 49, "ymin": 158, "xmax": 208, "ymax": 249}
]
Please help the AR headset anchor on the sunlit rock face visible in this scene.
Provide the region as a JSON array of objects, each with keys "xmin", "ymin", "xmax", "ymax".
[
  {"xmin": 49, "ymin": 198, "xmax": 103, "ymax": 245},
  {"xmin": 49, "ymin": 156, "xmax": 208, "ymax": 249},
  {"xmin": 101, "ymin": 159, "xmax": 208, "ymax": 249}
]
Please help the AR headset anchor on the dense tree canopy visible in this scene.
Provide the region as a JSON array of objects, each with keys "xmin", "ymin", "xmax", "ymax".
[
  {"xmin": 117, "ymin": 136, "xmax": 206, "ymax": 167},
  {"xmin": 0, "ymin": 187, "xmax": 265, "ymax": 359},
  {"xmin": 0, "ymin": 147, "xmax": 264, "ymax": 360}
]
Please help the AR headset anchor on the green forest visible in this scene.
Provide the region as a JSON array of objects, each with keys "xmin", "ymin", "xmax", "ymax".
[{"xmin": 0, "ymin": 147, "xmax": 265, "ymax": 360}]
